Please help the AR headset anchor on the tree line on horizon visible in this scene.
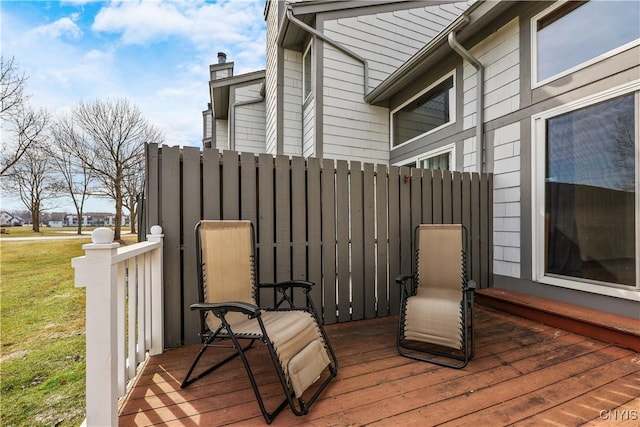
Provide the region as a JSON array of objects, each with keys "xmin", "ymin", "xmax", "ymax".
[{"xmin": 0, "ymin": 55, "xmax": 166, "ymax": 240}]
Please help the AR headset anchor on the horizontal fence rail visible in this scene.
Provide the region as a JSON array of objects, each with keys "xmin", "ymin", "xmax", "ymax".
[
  {"xmin": 72, "ymin": 226, "xmax": 164, "ymax": 426},
  {"xmin": 143, "ymin": 144, "xmax": 493, "ymax": 347}
]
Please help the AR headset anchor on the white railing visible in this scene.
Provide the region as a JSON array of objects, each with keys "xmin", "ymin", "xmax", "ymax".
[{"xmin": 72, "ymin": 225, "xmax": 164, "ymax": 427}]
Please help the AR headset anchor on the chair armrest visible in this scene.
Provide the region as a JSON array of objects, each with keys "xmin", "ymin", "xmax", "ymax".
[
  {"xmin": 190, "ymin": 301, "xmax": 259, "ymax": 316},
  {"xmin": 395, "ymin": 274, "xmax": 413, "ymax": 285},
  {"xmin": 259, "ymin": 280, "xmax": 314, "ymax": 290}
]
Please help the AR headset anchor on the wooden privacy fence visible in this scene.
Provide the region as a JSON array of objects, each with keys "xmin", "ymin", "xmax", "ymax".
[{"xmin": 143, "ymin": 143, "xmax": 493, "ymax": 348}]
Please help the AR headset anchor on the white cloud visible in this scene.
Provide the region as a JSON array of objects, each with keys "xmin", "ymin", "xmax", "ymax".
[
  {"xmin": 92, "ymin": 0, "xmax": 266, "ymax": 52},
  {"xmin": 28, "ymin": 16, "xmax": 83, "ymax": 40},
  {"xmin": 2, "ymin": 0, "xmax": 266, "ymax": 150}
]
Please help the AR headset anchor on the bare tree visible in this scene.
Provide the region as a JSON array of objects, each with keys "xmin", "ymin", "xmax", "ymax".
[
  {"xmin": 0, "ymin": 56, "xmax": 45, "ymax": 176},
  {"xmin": 2, "ymin": 105, "xmax": 50, "ymax": 176},
  {"xmin": 122, "ymin": 158, "xmax": 145, "ymax": 235},
  {"xmin": 65, "ymin": 98, "xmax": 164, "ymax": 241},
  {"xmin": 1, "ymin": 55, "xmax": 27, "ymax": 117},
  {"xmin": 49, "ymin": 116, "xmax": 97, "ymax": 234},
  {"xmin": 5, "ymin": 146, "xmax": 61, "ymax": 232}
]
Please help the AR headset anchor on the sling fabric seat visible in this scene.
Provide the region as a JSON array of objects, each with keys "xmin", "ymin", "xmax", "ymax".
[
  {"xmin": 181, "ymin": 220, "xmax": 338, "ymax": 423},
  {"xmin": 396, "ymin": 224, "xmax": 475, "ymax": 368}
]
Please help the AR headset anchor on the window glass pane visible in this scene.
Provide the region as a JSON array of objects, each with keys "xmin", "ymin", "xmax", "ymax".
[
  {"xmin": 393, "ymin": 76, "xmax": 453, "ymax": 147},
  {"xmin": 537, "ymin": 1, "xmax": 640, "ymax": 82},
  {"xmin": 420, "ymin": 152, "xmax": 450, "ymax": 170},
  {"xmin": 303, "ymin": 46, "xmax": 311, "ymax": 100},
  {"xmin": 545, "ymin": 94, "xmax": 636, "ymax": 286}
]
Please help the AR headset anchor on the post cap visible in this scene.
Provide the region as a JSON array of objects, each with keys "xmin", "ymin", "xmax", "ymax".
[{"xmin": 91, "ymin": 227, "xmax": 114, "ymax": 244}]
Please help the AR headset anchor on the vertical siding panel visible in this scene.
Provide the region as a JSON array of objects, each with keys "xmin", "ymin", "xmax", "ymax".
[
  {"xmin": 202, "ymin": 148, "xmax": 220, "ymax": 220},
  {"xmin": 306, "ymin": 158, "xmax": 323, "ymax": 314},
  {"xmin": 160, "ymin": 145, "xmax": 181, "ymax": 347},
  {"xmin": 375, "ymin": 164, "xmax": 389, "ymax": 317},
  {"xmin": 291, "ymin": 156, "xmax": 306, "ymax": 304},
  {"xmin": 399, "ymin": 166, "xmax": 412, "ymax": 303},
  {"xmin": 487, "ymin": 174, "xmax": 494, "ymax": 287},
  {"xmin": 422, "ymin": 170, "xmax": 433, "ymax": 224},
  {"xmin": 240, "ymin": 153, "xmax": 257, "ymax": 225},
  {"xmin": 145, "ymin": 143, "xmax": 159, "ymax": 230},
  {"xmin": 336, "ymin": 160, "xmax": 350, "ymax": 322},
  {"xmin": 471, "ymin": 173, "xmax": 481, "ymax": 286},
  {"xmin": 432, "ymin": 169, "xmax": 443, "ymax": 224},
  {"xmin": 222, "ymin": 150, "xmax": 240, "ymax": 219},
  {"xmin": 350, "ymin": 161, "xmax": 364, "ymax": 321},
  {"xmin": 461, "ymin": 173, "xmax": 472, "ymax": 281},
  {"xmin": 363, "ymin": 163, "xmax": 376, "ymax": 319},
  {"xmin": 442, "ymin": 170, "xmax": 453, "ymax": 224},
  {"xmin": 275, "ymin": 155, "xmax": 291, "ymax": 283},
  {"xmin": 480, "ymin": 173, "xmax": 490, "ymax": 288},
  {"xmin": 181, "ymin": 146, "xmax": 201, "ymax": 345},
  {"xmin": 291, "ymin": 156, "xmax": 306, "ymax": 280},
  {"xmin": 452, "ymin": 171, "xmax": 462, "ymax": 224},
  {"xmin": 388, "ymin": 166, "xmax": 401, "ymax": 316},
  {"xmin": 322, "ymin": 159, "xmax": 337, "ymax": 324},
  {"xmin": 410, "ymin": 167, "xmax": 422, "ymax": 231},
  {"xmin": 258, "ymin": 154, "xmax": 275, "ymax": 306}
]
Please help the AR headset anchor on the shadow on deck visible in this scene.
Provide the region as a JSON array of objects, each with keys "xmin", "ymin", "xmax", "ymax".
[{"xmin": 119, "ymin": 305, "xmax": 640, "ymax": 426}]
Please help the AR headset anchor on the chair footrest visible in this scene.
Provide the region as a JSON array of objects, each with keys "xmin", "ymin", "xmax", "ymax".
[{"xmin": 288, "ymin": 340, "xmax": 331, "ymax": 398}]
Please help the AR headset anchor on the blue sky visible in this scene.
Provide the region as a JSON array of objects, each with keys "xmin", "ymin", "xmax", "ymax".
[{"xmin": 1, "ymin": 0, "xmax": 266, "ymax": 213}]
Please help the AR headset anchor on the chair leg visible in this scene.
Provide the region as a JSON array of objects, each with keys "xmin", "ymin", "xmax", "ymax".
[
  {"xmin": 226, "ymin": 333, "xmax": 289, "ymax": 424},
  {"xmin": 181, "ymin": 333, "xmax": 256, "ymax": 388}
]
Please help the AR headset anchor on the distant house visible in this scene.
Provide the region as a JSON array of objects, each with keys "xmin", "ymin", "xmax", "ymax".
[
  {"xmin": 201, "ymin": 0, "xmax": 639, "ymax": 318},
  {"xmin": 0, "ymin": 211, "xmax": 23, "ymax": 227},
  {"xmin": 64, "ymin": 212, "xmax": 129, "ymax": 227},
  {"xmin": 202, "ymin": 52, "xmax": 267, "ymax": 154}
]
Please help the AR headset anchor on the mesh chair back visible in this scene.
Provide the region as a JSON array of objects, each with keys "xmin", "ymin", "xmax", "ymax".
[
  {"xmin": 417, "ymin": 224, "xmax": 463, "ymax": 300},
  {"xmin": 199, "ymin": 220, "xmax": 255, "ymax": 330},
  {"xmin": 405, "ymin": 224, "xmax": 464, "ymax": 349}
]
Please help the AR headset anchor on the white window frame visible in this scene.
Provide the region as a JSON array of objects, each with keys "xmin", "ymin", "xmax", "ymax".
[
  {"xmin": 393, "ymin": 143, "xmax": 456, "ymax": 170},
  {"xmin": 531, "ymin": 1, "xmax": 640, "ymax": 89},
  {"xmin": 302, "ymin": 40, "xmax": 313, "ymax": 103},
  {"xmin": 531, "ymin": 80, "xmax": 640, "ymax": 301},
  {"xmin": 390, "ymin": 70, "xmax": 456, "ymax": 150}
]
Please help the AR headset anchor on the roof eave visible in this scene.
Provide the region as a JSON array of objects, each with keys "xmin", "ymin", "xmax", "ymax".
[{"xmin": 365, "ymin": 0, "xmax": 514, "ymax": 105}]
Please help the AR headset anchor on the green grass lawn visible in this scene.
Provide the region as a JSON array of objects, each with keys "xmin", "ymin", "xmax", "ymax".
[{"xmin": 1, "ymin": 234, "xmax": 138, "ymax": 426}]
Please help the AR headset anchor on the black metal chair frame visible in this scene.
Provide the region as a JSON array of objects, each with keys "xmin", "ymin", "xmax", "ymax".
[
  {"xmin": 396, "ymin": 224, "xmax": 476, "ymax": 369},
  {"xmin": 181, "ymin": 221, "xmax": 339, "ymax": 424}
]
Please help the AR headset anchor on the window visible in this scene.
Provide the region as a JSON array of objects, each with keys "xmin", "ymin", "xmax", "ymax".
[
  {"xmin": 420, "ymin": 151, "xmax": 450, "ymax": 171},
  {"xmin": 532, "ymin": 83, "xmax": 640, "ymax": 298},
  {"xmin": 533, "ymin": 1, "xmax": 640, "ymax": 86},
  {"xmin": 399, "ymin": 143, "xmax": 455, "ymax": 171},
  {"xmin": 303, "ymin": 41, "xmax": 312, "ymax": 101},
  {"xmin": 392, "ymin": 72, "xmax": 455, "ymax": 148}
]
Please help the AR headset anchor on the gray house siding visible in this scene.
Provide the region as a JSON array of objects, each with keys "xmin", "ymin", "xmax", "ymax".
[
  {"xmin": 388, "ymin": 1, "xmax": 639, "ymax": 317},
  {"xmin": 273, "ymin": 1, "xmax": 473, "ymax": 164},
  {"xmin": 322, "ymin": 1, "xmax": 472, "ymax": 90},
  {"xmin": 265, "ymin": 0, "xmax": 279, "ymax": 155},
  {"xmin": 283, "ymin": 49, "xmax": 303, "ymax": 156},
  {"xmin": 232, "ymin": 83, "xmax": 266, "ymax": 154}
]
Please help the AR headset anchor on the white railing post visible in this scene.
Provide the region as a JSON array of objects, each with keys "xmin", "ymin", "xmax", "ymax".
[
  {"xmin": 71, "ymin": 228, "xmax": 120, "ymax": 427},
  {"xmin": 147, "ymin": 225, "xmax": 164, "ymax": 355}
]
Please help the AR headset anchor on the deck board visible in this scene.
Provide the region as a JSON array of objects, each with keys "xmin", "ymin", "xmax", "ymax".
[{"xmin": 119, "ymin": 306, "xmax": 640, "ymax": 426}]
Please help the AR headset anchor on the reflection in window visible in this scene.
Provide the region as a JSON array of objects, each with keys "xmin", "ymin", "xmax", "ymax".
[
  {"xmin": 420, "ymin": 152, "xmax": 450, "ymax": 170},
  {"xmin": 545, "ymin": 94, "xmax": 636, "ymax": 286},
  {"xmin": 303, "ymin": 42, "xmax": 312, "ymax": 101},
  {"xmin": 536, "ymin": 1, "xmax": 640, "ymax": 83},
  {"xmin": 393, "ymin": 75, "xmax": 454, "ymax": 147}
]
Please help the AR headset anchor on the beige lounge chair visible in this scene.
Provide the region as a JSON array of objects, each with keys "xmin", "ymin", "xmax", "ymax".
[
  {"xmin": 396, "ymin": 224, "xmax": 475, "ymax": 368},
  {"xmin": 181, "ymin": 220, "xmax": 338, "ymax": 424}
]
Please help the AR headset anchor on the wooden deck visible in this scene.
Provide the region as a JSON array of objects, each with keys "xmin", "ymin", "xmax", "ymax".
[{"xmin": 119, "ymin": 306, "xmax": 640, "ymax": 426}]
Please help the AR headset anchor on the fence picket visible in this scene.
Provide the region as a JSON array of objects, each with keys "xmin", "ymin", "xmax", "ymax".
[{"xmin": 144, "ymin": 146, "xmax": 492, "ymax": 343}]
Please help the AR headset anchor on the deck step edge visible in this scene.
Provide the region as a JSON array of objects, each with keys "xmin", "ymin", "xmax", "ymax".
[{"xmin": 476, "ymin": 288, "xmax": 640, "ymax": 352}]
